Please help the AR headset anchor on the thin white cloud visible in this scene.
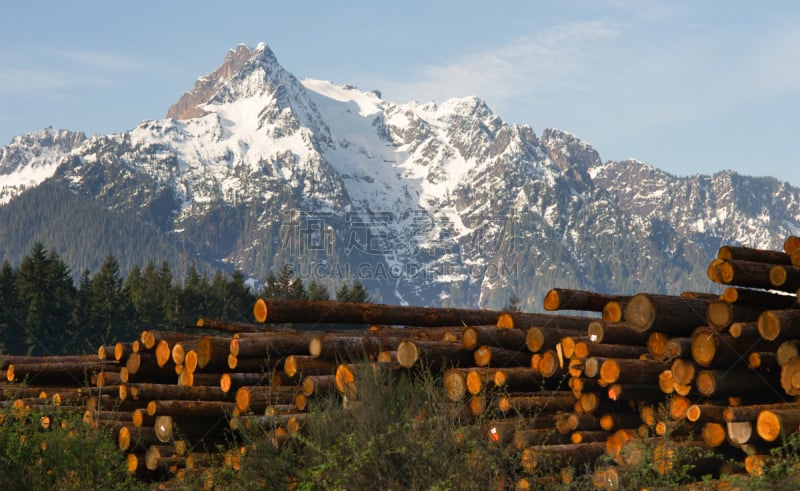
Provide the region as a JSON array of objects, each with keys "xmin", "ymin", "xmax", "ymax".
[
  {"xmin": 0, "ymin": 66, "xmax": 114, "ymax": 95},
  {"xmin": 49, "ymin": 49, "xmax": 144, "ymax": 71},
  {"xmin": 382, "ymin": 20, "xmax": 621, "ymax": 107}
]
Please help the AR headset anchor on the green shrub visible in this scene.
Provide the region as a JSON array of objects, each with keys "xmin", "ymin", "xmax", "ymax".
[
  {"xmin": 235, "ymin": 363, "xmax": 507, "ymax": 490},
  {"xmin": 0, "ymin": 402, "xmax": 140, "ymax": 491}
]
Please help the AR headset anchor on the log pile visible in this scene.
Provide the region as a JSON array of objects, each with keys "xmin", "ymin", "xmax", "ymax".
[{"xmin": 4, "ymin": 238, "xmax": 800, "ymax": 487}]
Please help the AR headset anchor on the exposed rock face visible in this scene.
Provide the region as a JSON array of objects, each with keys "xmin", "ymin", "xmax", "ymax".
[{"xmin": 166, "ymin": 44, "xmax": 257, "ymax": 120}]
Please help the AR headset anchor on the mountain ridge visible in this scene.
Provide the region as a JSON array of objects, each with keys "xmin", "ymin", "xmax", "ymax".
[{"xmin": 0, "ymin": 43, "xmax": 797, "ymax": 309}]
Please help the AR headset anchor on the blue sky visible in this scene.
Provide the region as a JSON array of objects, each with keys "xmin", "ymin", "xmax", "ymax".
[{"xmin": 2, "ymin": 1, "xmax": 799, "ymax": 185}]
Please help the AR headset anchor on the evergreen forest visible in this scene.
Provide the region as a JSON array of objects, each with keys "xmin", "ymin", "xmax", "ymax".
[{"xmin": 0, "ymin": 243, "xmax": 370, "ymax": 356}]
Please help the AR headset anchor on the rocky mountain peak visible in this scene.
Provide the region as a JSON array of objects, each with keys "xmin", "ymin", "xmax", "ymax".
[{"xmin": 166, "ymin": 43, "xmax": 280, "ymax": 120}]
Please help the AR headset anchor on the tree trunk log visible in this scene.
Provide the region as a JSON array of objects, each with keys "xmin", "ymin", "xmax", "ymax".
[
  {"xmin": 756, "ymin": 408, "xmax": 800, "ymax": 442},
  {"xmin": 123, "ymin": 382, "xmax": 233, "ymax": 402},
  {"xmin": 707, "ymin": 300, "xmax": 764, "ymax": 331},
  {"xmin": 147, "ymin": 399, "xmax": 236, "ymax": 419},
  {"xmin": 572, "ymin": 341, "xmax": 646, "ymax": 360},
  {"xmin": 497, "ymin": 393, "xmax": 576, "ymax": 415},
  {"xmin": 472, "ymin": 345, "xmax": 531, "ymax": 368},
  {"xmin": 396, "ymin": 339, "xmax": 475, "ymax": 369},
  {"xmin": 219, "ymin": 372, "xmax": 272, "ymax": 394},
  {"xmin": 696, "ymin": 369, "xmax": 777, "ymax": 397},
  {"xmin": 728, "ymin": 321, "xmax": 761, "ymax": 339},
  {"xmin": 723, "ymin": 287, "xmax": 797, "ymax": 309},
  {"xmin": 586, "ymin": 321, "xmax": 649, "ymax": 345},
  {"xmin": 599, "ymin": 358, "xmax": 668, "ymax": 385},
  {"xmin": 717, "ymin": 245, "xmax": 791, "ymax": 265},
  {"xmin": 623, "ymin": 293, "xmax": 710, "ymax": 334},
  {"xmin": 461, "ymin": 325, "xmax": 527, "ymax": 351},
  {"xmin": 196, "ymin": 317, "xmax": 271, "ymax": 333},
  {"xmin": 525, "ymin": 327, "xmax": 583, "ymax": 353},
  {"xmin": 283, "ymin": 355, "xmax": 337, "ymax": 378},
  {"xmin": 758, "ymin": 309, "xmax": 800, "ymax": 341},
  {"xmin": 543, "ymin": 288, "xmax": 626, "ymax": 313},
  {"xmin": 229, "ymin": 332, "xmax": 317, "ymax": 358},
  {"xmin": 520, "ymin": 442, "xmax": 606, "ymax": 474},
  {"xmin": 254, "ymin": 297, "xmax": 513, "ymax": 326},
  {"xmin": 691, "ymin": 326, "xmax": 774, "ymax": 368}
]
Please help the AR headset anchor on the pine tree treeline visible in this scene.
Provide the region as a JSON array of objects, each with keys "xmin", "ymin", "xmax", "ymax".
[{"xmin": 0, "ymin": 243, "xmax": 371, "ymax": 356}]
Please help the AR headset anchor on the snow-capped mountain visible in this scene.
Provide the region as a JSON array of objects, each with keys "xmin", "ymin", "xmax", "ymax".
[{"xmin": 1, "ymin": 43, "xmax": 798, "ymax": 309}]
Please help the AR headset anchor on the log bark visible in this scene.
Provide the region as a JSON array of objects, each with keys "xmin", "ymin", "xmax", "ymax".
[
  {"xmin": 123, "ymin": 382, "xmax": 233, "ymax": 402},
  {"xmin": 226, "ymin": 354, "xmax": 274, "ymax": 372},
  {"xmin": 586, "ymin": 321, "xmax": 649, "ymax": 345},
  {"xmin": 147, "ymin": 399, "xmax": 236, "ymax": 419},
  {"xmin": 717, "ymin": 245, "xmax": 791, "ymax": 265},
  {"xmin": 5, "ymin": 360, "xmax": 110, "ymax": 385},
  {"xmin": 599, "ymin": 358, "xmax": 668, "ymax": 385},
  {"xmin": 691, "ymin": 326, "xmax": 777, "ymax": 368},
  {"xmin": 525, "ymin": 327, "xmax": 583, "ymax": 353},
  {"xmin": 395, "ymin": 339, "xmax": 475, "ymax": 369},
  {"xmin": 283, "ymin": 355, "xmax": 337, "ymax": 378},
  {"xmin": 461, "ymin": 325, "xmax": 527, "ymax": 351},
  {"xmin": 494, "ymin": 367, "xmax": 549, "ymax": 392},
  {"xmin": 496, "ymin": 312, "xmax": 596, "ymax": 331},
  {"xmin": 707, "ymin": 300, "xmax": 764, "ymax": 331},
  {"xmin": 758, "ymin": 309, "xmax": 800, "ymax": 341},
  {"xmin": 748, "ymin": 352, "xmax": 781, "ymax": 372},
  {"xmin": 254, "ymin": 297, "xmax": 513, "ymax": 326},
  {"xmin": 520, "ymin": 442, "xmax": 606, "ymax": 474},
  {"xmin": 497, "ymin": 393, "xmax": 576, "ymax": 415},
  {"xmin": 308, "ymin": 333, "xmax": 400, "ymax": 361},
  {"xmin": 728, "ymin": 321, "xmax": 760, "ymax": 339},
  {"xmin": 235, "ymin": 386, "xmax": 298, "ymax": 413},
  {"xmin": 197, "ymin": 335, "xmax": 236, "ymax": 370},
  {"xmin": 686, "ymin": 403, "xmax": 727, "ymax": 424},
  {"xmin": 463, "ymin": 368, "xmax": 503, "ymax": 395},
  {"xmin": 572, "ymin": 341, "xmax": 646, "ymax": 360},
  {"xmin": 141, "ymin": 331, "xmax": 201, "ymax": 351},
  {"xmin": 716, "ymin": 259, "xmax": 782, "ymax": 290},
  {"xmin": 196, "ymin": 317, "xmax": 270, "ymax": 333},
  {"xmin": 723, "ymin": 287, "xmax": 797, "ymax": 309},
  {"xmin": 724, "ymin": 401, "xmax": 800, "ymax": 422},
  {"xmin": 472, "ymin": 345, "xmax": 531, "ymax": 368},
  {"xmin": 229, "ymin": 332, "xmax": 316, "ymax": 358},
  {"xmin": 219, "ymin": 372, "xmax": 272, "ymax": 394},
  {"xmin": 696, "ymin": 369, "xmax": 777, "ymax": 397},
  {"xmin": 664, "ymin": 337, "xmax": 693, "ymax": 360},
  {"xmin": 756, "ymin": 408, "xmax": 800, "ymax": 442},
  {"xmin": 768, "ymin": 265, "xmax": 800, "ymax": 292},
  {"xmin": 301, "ymin": 374, "xmax": 337, "ymax": 397},
  {"xmin": 623, "ymin": 293, "xmax": 711, "ymax": 334},
  {"xmin": 543, "ymin": 288, "xmax": 626, "ymax": 313},
  {"xmin": 117, "ymin": 425, "xmax": 161, "ymax": 452}
]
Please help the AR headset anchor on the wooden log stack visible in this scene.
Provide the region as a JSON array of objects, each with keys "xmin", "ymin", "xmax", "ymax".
[{"xmin": 5, "ymin": 238, "xmax": 800, "ymax": 487}]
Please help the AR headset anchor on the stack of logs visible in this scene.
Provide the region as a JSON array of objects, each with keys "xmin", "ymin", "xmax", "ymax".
[{"xmin": 4, "ymin": 237, "xmax": 800, "ymax": 488}]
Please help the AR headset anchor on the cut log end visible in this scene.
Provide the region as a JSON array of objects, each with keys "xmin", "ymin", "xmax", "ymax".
[{"xmin": 253, "ymin": 298, "xmax": 268, "ymax": 323}]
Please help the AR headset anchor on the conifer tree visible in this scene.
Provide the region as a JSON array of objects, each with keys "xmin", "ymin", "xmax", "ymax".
[
  {"xmin": 89, "ymin": 255, "xmax": 132, "ymax": 347},
  {"xmin": 306, "ymin": 279, "xmax": 331, "ymax": 301},
  {"xmin": 0, "ymin": 260, "xmax": 21, "ymax": 354},
  {"xmin": 335, "ymin": 280, "xmax": 370, "ymax": 303},
  {"xmin": 16, "ymin": 243, "xmax": 77, "ymax": 355}
]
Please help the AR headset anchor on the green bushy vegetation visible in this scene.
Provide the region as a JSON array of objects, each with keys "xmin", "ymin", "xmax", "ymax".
[{"xmin": 0, "ymin": 403, "xmax": 139, "ymax": 491}]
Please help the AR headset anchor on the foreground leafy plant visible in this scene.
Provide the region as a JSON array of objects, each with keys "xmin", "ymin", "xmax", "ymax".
[{"xmin": 0, "ymin": 403, "xmax": 140, "ymax": 491}]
